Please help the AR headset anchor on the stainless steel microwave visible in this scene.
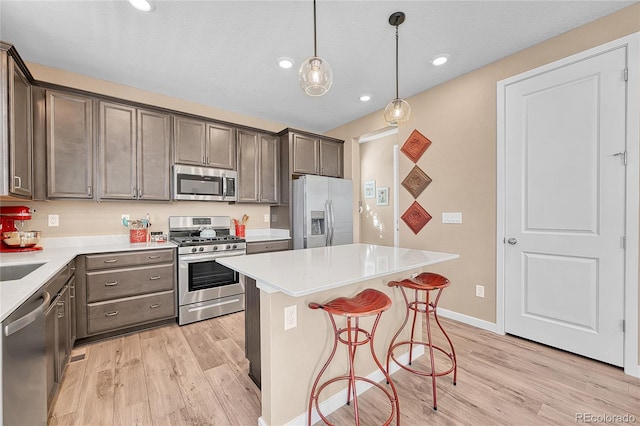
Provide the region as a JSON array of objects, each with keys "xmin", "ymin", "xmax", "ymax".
[{"xmin": 173, "ymin": 165, "xmax": 237, "ymax": 202}]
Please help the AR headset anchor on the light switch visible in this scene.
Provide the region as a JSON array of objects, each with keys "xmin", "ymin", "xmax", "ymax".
[{"xmin": 442, "ymin": 212, "xmax": 462, "ymax": 224}]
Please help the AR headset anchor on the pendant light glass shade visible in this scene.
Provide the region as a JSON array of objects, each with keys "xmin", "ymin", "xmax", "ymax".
[
  {"xmin": 299, "ymin": 56, "xmax": 333, "ymax": 96},
  {"xmin": 299, "ymin": 0, "xmax": 333, "ymax": 96},
  {"xmin": 384, "ymin": 98, "xmax": 411, "ymax": 126},
  {"xmin": 385, "ymin": 12, "xmax": 410, "ymax": 126}
]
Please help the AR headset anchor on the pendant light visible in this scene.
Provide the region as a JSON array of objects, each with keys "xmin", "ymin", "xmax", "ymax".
[
  {"xmin": 299, "ymin": 0, "xmax": 333, "ymax": 96},
  {"xmin": 384, "ymin": 12, "xmax": 411, "ymax": 126}
]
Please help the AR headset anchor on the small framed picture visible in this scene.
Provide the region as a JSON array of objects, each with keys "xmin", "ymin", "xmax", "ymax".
[
  {"xmin": 376, "ymin": 187, "xmax": 389, "ymax": 206},
  {"xmin": 364, "ymin": 180, "xmax": 376, "ymax": 199}
]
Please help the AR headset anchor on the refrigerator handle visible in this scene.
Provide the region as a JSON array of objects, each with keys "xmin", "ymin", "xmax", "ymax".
[
  {"xmin": 325, "ymin": 200, "xmax": 331, "ymax": 246},
  {"xmin": 329, "ymin": 200, "xmax": 335, "ymax": 246}
]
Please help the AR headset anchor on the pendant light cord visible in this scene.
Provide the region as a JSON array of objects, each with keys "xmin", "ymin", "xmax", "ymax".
[
  {"xmin": 313, "ymin": 0, "xmax": 318, "ymax": 57},
  {"xmin": 395, "ymin": 24, "xmax": 399, "ymax": 99}
]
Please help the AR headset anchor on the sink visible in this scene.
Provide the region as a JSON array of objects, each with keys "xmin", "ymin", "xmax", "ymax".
[{"xmin": 0, "ymin": 263, "xmax": 46, "ymax": 281}]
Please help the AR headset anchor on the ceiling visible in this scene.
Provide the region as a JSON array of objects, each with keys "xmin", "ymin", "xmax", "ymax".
[{"xmin": 1, "ymin": 1, "xmax": 634, "ymax": 133}]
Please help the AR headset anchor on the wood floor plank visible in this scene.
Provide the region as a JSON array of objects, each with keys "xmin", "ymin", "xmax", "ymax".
[
  {"xmin": 204, "ymin": 363, "xmax": 261, "ymax": 425},
  {"xmin": 139, "ymin": 328, "xmax": 187, "ymax": 419},
  {"xmin": 48, "ymin": 353, "xmax": 88, "ymax": 420}
]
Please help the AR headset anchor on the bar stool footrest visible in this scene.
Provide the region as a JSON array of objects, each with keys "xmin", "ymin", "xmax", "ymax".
[{"xmin": 389, "ymin": 341, "xmax": 456, "ymax": 378}]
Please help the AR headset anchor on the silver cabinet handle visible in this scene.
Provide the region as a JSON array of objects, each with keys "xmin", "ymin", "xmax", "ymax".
[
  {"xmin": 149, "ymin": 276, "xmax": 161, "ymax": 280},
  {"xmin": 105, "ymin": 311, "xmax": 119, "ymax": 317},
  {"xmin": 507, "ymin": 238, "xmax": 518, "ymax": 245},
  {"xmin": 13, "ymin": 176, "xmax": 21, "ymax": 189},
  {"xmin": 149, "ymin": 303, "xmax": 161, "ymax": 309},
  {"xmin": 57, "ymin": 300, "xmax": 65, "ymax": 318},
  {"xmin": 148, "ymin": 255, "xmax": 160, "ymax": 259},
  {"xmin": 88, "ymin": 185, "xmax": 92, "ymax": 196},
  {"xmin": 105, "ymin": 281, "xmax": 118, "ymax": 286},
  {"xmin": 104, "ymin": 259, "xmax": 118, "ymax": 263},
  {"xmin": 133, "ymin": 188, "xmax": 137, "ymax": 198}
]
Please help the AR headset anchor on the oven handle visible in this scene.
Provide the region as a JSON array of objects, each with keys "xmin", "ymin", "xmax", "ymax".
[{"xmin": 179, "ymin": 251, "xmax": 245, "ymax": 262}]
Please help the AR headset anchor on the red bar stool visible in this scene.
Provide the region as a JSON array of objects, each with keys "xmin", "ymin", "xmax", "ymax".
[
  {"xmin": 308, "ymin": 288, "xmax": 400, "ymax": 426},
  {"xmin": 386, "ymin": 272, "xmax": 457, "ymax": 411}
]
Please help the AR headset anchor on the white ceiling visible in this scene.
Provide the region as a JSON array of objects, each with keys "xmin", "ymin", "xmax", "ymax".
[{"xmin": 1, "ymin": 1, "xmax": 635, "ymax": 133}]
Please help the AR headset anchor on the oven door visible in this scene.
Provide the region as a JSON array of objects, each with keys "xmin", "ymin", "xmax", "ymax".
[{"xmin": 178, "ymin": 251, "xmax": 245, "ymax": 306}]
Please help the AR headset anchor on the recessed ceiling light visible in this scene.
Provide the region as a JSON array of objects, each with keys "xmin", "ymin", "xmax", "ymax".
[
  {"xmin": 431, "ymin": 54, "xmax": 449, "ymax": 66},
  {"xmin": 128, "ymin": 0, "xmax": 154, "ymax": 12},
  {"xmin": 278, "ymin": 57, "xmax": 294, "ymax": 69},
  {"xmin": 359, "ymin": 94, "xmax": 372, "ymax": 102}
]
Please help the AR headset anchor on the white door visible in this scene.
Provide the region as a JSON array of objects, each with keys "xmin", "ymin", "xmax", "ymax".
[{"xmin": 504, "ymin": 46, "xmax": 627, "ymax": 366}]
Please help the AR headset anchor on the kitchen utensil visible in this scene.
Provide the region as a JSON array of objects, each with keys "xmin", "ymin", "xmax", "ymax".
[
  {"xmin": 242, "ymin": 214, "xmax": 249, "ymax": 225},
  {"xmin": 2, "ymin": 231, "xmax": 41, "ymax": 248}
]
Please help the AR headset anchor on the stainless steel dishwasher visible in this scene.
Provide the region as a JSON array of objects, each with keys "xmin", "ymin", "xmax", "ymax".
[{"xmin": 2, "ymin": 289, "xmax": 50, "ymax": 426}]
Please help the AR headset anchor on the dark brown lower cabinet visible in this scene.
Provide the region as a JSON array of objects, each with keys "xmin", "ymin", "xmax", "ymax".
[{"xmin": 244, "ymin": 239, "xmax": 290, "ymax": 388}]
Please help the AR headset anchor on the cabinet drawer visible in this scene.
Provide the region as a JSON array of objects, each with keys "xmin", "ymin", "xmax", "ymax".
[
  {"xmin": 86, "ymin": 264, "xmax": 175, "ymax": 302},
  {"xmin": 87, "ymin": 290, "xmax": 175, "ymax": 335},
  {"xmin": 85, "ymin": 249, "xmax": 175, "ymax": 270},
  {"xmin": 246, "ymin": 240, "xmax": 290, "ymax": 254}
]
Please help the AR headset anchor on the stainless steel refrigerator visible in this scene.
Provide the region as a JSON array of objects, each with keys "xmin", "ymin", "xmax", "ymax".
[{"xmin": 293, "ymin": 175, "xmax": 353, "ymax": 249}]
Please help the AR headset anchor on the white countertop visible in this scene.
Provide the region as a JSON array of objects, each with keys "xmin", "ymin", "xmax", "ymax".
[
  {"xmin": 218, "ymin": 243, "xmax": 459, "ymax": 297},
  {"xmin": 244, "ymin": 228, "xmax": 290, "ymax": 243},
  {"xmin": 0, "ymin": 235, "xmax": 176, "ymax": 322}
]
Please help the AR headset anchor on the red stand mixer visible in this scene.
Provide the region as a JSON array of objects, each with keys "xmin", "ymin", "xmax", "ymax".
[{"xmin": 0, "ymin": 206, "xmax": 43, "ymax": 252}]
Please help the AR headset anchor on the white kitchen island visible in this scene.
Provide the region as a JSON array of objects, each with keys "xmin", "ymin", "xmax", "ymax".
[{"xmin": 218, "ymin": 243, "xmax": 459, "ymax": 426}]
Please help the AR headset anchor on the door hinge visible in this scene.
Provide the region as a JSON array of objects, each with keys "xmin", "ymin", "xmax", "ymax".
[
  {"xmin": 622, "ymin": 319, "xmax": 625, "ymax": 332},
  {"xmin": 624, "ymin": 67, "xmax": 629, "ymax": 81},
  {"xmin": 622, "ymin": 236, "xmax": 627, "ymax": 249}
]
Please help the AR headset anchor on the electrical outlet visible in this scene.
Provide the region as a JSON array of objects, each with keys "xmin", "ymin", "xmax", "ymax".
[
  {"xmin": 284, "ymin": 305, "xmax": 297, "ymax": 330},
  {"xmin": 264, "ymin": 213, "xmax": 270, "ymax": 223},
  {"xmin": 48, "ymin": 214, "xmax": 59, "ymax": 227},
  {"xmin": 121, "ymin": 214, "xmax": 130, "ymax": 224},
  {"xmin": 442, "ymin": 212, "xmax": 463, "ymax": 224},
  {"xmin": 476, "ymin": 285, "xmax": 485, "ymax": 298}
]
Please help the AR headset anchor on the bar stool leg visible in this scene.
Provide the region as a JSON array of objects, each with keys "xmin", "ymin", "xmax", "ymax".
[
  {"xmin": 308, "ymin": 314, "xmax": 340, "ymax": 426},
  {"xmin": 386, "ymin": 287, "xmax": 410, "ymax": 376},
  {"xmin": 433, "ymin": 292, "xmax": 457, "ymax": 386},
  {"xmin": 425, "ymin": 290, "xmax": 438, "ymax": 410}
]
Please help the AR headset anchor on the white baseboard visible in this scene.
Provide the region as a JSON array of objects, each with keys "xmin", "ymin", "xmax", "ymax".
[
  {"xmin": 436, "ymin": 307, "xmax": 499, "ymax": 334},
  {"xmin": 284, "ymin": 346, "xmax": 425, "ymax": 426}
]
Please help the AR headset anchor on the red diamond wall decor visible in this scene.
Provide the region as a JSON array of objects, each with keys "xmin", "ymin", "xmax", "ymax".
[
  {"xmin": 401, "ymin": 129, "xmax": 432, "ymax": 163},
  {"xmin": 401, "ymin": 201, "xmax": 432, "ymax": 234}
]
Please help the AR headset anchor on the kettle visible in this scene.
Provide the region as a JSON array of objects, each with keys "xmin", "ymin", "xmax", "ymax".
[{"xmin": 200, "ymin": 226, "xmax": 216, "ymax": 238}]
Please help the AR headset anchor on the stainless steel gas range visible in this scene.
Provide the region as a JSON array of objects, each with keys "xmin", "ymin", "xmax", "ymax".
[{"xmin": 169, "ymin": 216, "xmax": 246, "ymax": 325}]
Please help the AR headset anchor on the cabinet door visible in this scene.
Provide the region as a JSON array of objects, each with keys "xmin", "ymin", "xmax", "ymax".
[
  {"xmin": 237, "ymin": 129, "xmax": 259, "ymax": 202},
  {"xmin": 68, "ymin": 273, "xmax": 76, "ymax": 348},
  {"xmin": 47, "ymin": 91, "xmax": 94, "ymax": 198},
  {"xmin": 8, "ymin": 56, "xmax": 32, "ymax": 198},
  {"xmin": 319, "ymin": 139, "xmax": 343, "ymax": 177},
  {"xmin": 206, "ymin": 123, "xmax": 236, "ymax": 170},
  {"xmin": 259, "ymin": 134, "xmax": 278, "ymax": 204},
  {"xmin": 138, "ymin": 108, "xmax": 171, "ymax": 200},
  {"xmin": 292, "ymin": 133, "xmax": 318, "ymax": 175},
  {"xmin": 174, "ymin": 115, "xmax": 205, "ymax": 165},
  {"xmin": 99, "ymin": 101, "xmax": 137, "ymax": 199}
]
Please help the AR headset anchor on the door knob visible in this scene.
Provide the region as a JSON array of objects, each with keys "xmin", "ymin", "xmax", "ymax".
[{"xmin": 507, "ymin": 238, "xmax": 517, "ymax": 245}]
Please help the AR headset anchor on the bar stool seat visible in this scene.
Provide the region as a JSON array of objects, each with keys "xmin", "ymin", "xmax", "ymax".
[
  {"xmin": 386, "ymin": 272, "xmax": 457, "ymax": 411},
  {"xmin": 308, "ymin": 288, "xmax": 400, "ymax": 425}
]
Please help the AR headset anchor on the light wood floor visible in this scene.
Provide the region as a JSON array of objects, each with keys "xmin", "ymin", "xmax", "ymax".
[{"xmin": 50, "ymin": 314, "xmax": 640, "ymax": 425}]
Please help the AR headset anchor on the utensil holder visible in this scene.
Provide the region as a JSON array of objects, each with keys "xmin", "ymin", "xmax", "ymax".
[
  {"xmin": 235, "ymin": 224, "xmax": 246, "ymax": 237},
  {"xmin": 130, "ymin": 228, "xmax": 148, "ymax": 243}
]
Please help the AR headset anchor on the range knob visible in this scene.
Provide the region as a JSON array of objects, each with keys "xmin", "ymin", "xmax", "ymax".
[
  {"xmin": 199, "ymin": 247, "xmax": 204, "ymax": 252},
  {"xmin": 213, "ymin": 245, "xmax": 219, "ymax": 251},
  {"xmin": 232, "ymin": 244, "xmax": 238, "ymax": 249},
  {"xmin": 226, "ymin": 245, "xmax": 231, "ymax": 250},
  {"xmin": 191, "ymin": 247, "xmax": 197, "ymax": 253}
]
